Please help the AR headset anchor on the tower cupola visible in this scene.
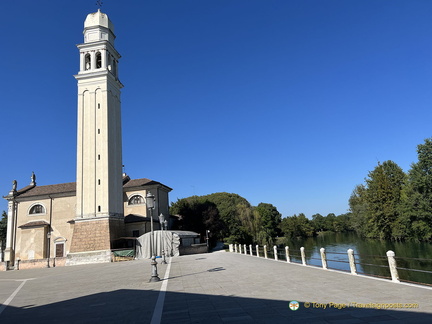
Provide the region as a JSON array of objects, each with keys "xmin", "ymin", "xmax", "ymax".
[{"xmin": 83, "ymin": 9, "xmax": 115, "ymax": 45}]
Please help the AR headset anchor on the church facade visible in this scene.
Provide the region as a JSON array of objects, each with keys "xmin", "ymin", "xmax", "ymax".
[{"xmin": 3, "ymin": 10, "xmax": 171, "ymax": 268}]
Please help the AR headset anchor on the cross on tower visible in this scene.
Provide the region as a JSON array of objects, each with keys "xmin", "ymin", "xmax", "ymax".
[{"xmin": 96, "ymin": 0, "xmax": 103, "ymax": 9}]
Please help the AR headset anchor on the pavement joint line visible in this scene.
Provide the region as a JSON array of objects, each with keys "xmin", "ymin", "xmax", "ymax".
[
  {"xmin": 0, "ymin": 278, "xmax": 33, "ymax": 316},
  {"xmin": 150, "ymin": 257, "xmax": 172, "ymax": 324}
]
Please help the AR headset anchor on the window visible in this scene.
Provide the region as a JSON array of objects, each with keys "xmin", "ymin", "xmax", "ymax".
[
  {"xmin": 132, "ymin": 230, "xmax": 140, "ymax": 237},
  {"xmin": 96, "ymin": 52, "xmax": 102, "ymax": 69},
  {"xmin": 128, "ymin": 195, "xmax": 144, "ymax": 205},
  {"xmin": 85, "ymin": 53, "xmax": 91, "ymax": 70},
  {"xmin": 29, "ymin": 204, "xmax": 45, "ymax": 214},
  {"xmin": 56, "ymin": 243, "xmax": 65, "ymax": 257}
]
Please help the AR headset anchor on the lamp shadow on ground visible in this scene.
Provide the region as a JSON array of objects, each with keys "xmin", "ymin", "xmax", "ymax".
[{"xmin": 1, "ymin": 289, "xmax": 431, "ymax": 323}]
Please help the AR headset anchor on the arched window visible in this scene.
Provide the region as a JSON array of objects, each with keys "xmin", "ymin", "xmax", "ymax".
[
  {"xmin": 96, "ymin": 52, "xmax": 102, "ymax": 69},
  {"xmin": 85, "ymin": 53, "xmax": 91, "ymax": 70},
  {"xmin": 128, "ymin": 195, "xmax": 144, "ymax": 205},
  {"xmin": 29, "ymin": 204, "xmax": 45, "ymax": 214}
]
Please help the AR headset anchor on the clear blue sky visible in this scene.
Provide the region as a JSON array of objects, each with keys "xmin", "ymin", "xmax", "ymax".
[{"xmin": 1, "ymin": 1, "xmax": 432, "ymax": 218}]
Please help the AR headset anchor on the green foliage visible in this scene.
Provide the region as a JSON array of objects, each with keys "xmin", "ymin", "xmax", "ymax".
[
  {"xmin": 349, "ymin": 184, "xmax": 368, "ymax": 235},
  {"xmin": 170, "ymin": 192, "xmax": 283, "ymax": 245},
  {"xmin": 279, "ymin": 213, "xmax": 315, "ymax": 238},
  {"xmin": 400, "ymin": 138, "xmax": 432, "ymax": 241},
  {"xmin": 0, "ymin": 211, "xmax": 7, "ymax": 247},
  {"xmin": 364, "ymin": 160, "xmax": 406, "ymax": 239},
  {"xmin": 253, "ymin": 203, "xmax": 282, "ymax": 245},
  {"xmin": 348, "ymin": 138, "xmax": 432, "ymax": 242},
  {"xmin": 170, "ymin": 197, "xmax": 224, "ymax": 247}
]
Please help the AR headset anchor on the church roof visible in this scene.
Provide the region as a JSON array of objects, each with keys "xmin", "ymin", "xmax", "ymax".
[
  {"xmin": 123, "ymin": 178, "xmax": 172, "ymax": 191},
  {"xmin": 124, "ymin": 214, "xmax": 153, "ymax": 223},
  {"xmin": 18, "ymin": 220, "xmax": 50, "ymax": 228},
  {"xmin": 16, "ymin": 182, "xmax": 76, "ymax": 198},
  {"xmin": 6, "ymin": 177, "xmax": 171, "ymax": 200}
]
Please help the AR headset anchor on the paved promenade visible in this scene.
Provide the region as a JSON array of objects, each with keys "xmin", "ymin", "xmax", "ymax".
[{"xmin": 0, "ymin": 251, "xmax": 431, "ymax": 323}]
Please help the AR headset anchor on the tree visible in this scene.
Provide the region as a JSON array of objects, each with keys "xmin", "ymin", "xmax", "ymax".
[
  {"xmin": 364, "ymin": 160, "xmax": 406, "ymax": 239},
  {"xmin": 402, "ymin": 138, "xmax": 432, "ymax": 241},
  {"xmin": 279, "ymin": 213, "xmax": 315, "ymax": 238},
  {"xmin": 170, "ymin": 197, "xmax": 224, "ymax": 247},
  {"xmin": 349, "ymin": 184, "xmax": 368, "ymax": 236},
  {"xmin": 254, "ymin": 203, "xmax": 282, "ymax": 243},
  {"xmin": 311, "ymin": 213, "xmax": 325, "ymax": 232},
  {"xmin": 0, "ymin": 211, "xmax": 7, "ymax": 249}
]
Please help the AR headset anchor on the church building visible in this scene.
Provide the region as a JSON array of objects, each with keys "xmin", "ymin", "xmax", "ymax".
[{"xmin": 3, "ymin": 10, "xmax": 172, "ymax": 269}]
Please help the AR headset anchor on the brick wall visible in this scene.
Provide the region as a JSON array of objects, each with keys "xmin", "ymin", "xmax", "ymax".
[{"xmin": 69, "ymin": 219, "xmax": 111, "ymax": 253}]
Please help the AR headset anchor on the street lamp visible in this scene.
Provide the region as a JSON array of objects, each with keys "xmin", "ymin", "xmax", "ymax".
[
  {"xmin": 146, "ymin": 191, "xmax": 159, "ymax": 282},
  {"xmin": 46, "ymin": 231, "xmax": 51, "ymax": 268},
  {"xmin": 158, "ymin": 213, "xmax": 167, "ymax": 264},
  {"xmin": 206, "ymin": 230, "xmax": 210, "ymax": 251}
]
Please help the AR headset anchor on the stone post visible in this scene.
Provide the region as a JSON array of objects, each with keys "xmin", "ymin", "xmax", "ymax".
[
  {"xmin": 386, "ymin": 250, "xmax": 400, "ymax": 283},
  {"xmin": 249, "ymin": 244, "xmax": 253, "ymax": 256},
  {"xmin": 347, "ymin": 249, "xmax": 357, "ymax": 275},
  {"xmin": 285, "ymin": 246, "xmax": 290, "ymax": 263},
  {"xmin": 273, "ymin": 246, "xmax": 278, "ymax": 261},
  {"xmin": 239, "ymin": 244, "xmax": 242, "ymax": 254},
  {"xmin": 229, "ymin": 244, "xmax": 233, "ymax": 253},
  {"xmin": 256, "ymin": 245, "xmax": 259, "ymax": 257},
  {"xmin": 234, "ymin": 244, "xmax": 237, "ymax": 253},
  {"xmin": 320, "ymin": 247, "xmax": 327, "ymax": 269},
  {"xmin": 244, "ymin": 244, "xmax": 247, "ymax": 255},
  {"xmin": 264, "ymin": 245, "xmax": 268, "ymax": 259},
  {"xmin": 300, "ymin": 247, "xmax": 306, "ymax": 265}
]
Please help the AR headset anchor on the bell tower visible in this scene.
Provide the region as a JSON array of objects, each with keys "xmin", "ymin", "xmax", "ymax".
[{"xmin": 69, "ymin": 10, "xmax": 124, "ymax": 263}]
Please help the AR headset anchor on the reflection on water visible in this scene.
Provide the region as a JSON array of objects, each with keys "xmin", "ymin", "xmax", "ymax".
[{"xmin": 278, "ymin": 232, "xmax": 432, "ymax": 285}]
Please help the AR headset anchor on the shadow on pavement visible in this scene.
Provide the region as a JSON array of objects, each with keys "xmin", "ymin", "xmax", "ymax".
[{"xmin": 1, "ymin": 289, "xmax": 431, "ymax": 323}]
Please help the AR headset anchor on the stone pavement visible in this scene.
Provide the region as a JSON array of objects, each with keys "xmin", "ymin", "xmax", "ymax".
[{"xmin": 0, "ymin": 251, "xmax": 431, "ymax": 323}]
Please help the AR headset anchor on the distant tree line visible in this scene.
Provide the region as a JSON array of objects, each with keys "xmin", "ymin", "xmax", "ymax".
[
  {"xmin": 171, "ymin": 138, "xmax": 432, "ymax": 244},
  {"xmin": 281, "ymin": 138, "xmax": 432, "ymax": 242},
  {"xmin": 170, "ymin": 193, "xmax": 282, "ymax": 246}
]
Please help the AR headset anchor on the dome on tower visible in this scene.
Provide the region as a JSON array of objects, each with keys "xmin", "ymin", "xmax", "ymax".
[
  {"xmin": 84, "ymin": 9, "xmax": 114, "ymax": 33},
  {"xmin": 82, "ymin": 9, "xmax": 115, "ymax": 44}
]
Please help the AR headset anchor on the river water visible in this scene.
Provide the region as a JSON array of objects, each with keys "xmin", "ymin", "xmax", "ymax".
[{"xmin": 278, "ymin": 232, "xmax": 432, "ymax": 285}]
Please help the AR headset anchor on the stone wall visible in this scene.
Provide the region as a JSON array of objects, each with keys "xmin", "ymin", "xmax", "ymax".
[
  {"xmin": 66, "ymin": 250, "xmax": 112, "ymax": 266},
  {"xmin": 179, "ymin": 243, "xmax": 208, "ymax": 255}
]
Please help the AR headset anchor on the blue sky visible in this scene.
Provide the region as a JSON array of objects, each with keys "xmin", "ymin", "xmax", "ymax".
[{"xmin": 1, "ymin": 1, "xmax": 432, "ymax": 218}]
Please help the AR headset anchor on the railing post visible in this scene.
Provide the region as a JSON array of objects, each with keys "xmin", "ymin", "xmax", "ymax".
[
  {"xmin": 249, "ymin": 244, "xmax": 253, "ymax": 256},
  {"xmin": 347, "ymin": 249, "xmax": 357, "ymax": 275},
  {"xmin": 320, "ymin": 247, "xmax": 327, "ymax": 269},
  {"xmin": 264, "ymin": 245, "xmax": 268, "ymax": 259},
  {"xmin": 386, "ymin": 250, "xmax": 400, "ymax": 283},
  {"xmin": 300, "ymin": 247, "xmax": 306, "ymax": 265},
  {"xmin": 285, "ymin": 246, "xmax": 290, "ymax": 263},
  {"xmin": 273, "ymin": 246, "xmax": 278, "ymax": 261},
  {"xmin": 256, "ymin": 245, "xmax": 260, "ymax": 257},
  {"xmin": 244, "ymin": 244, "xmax": 247, "ymax": 255}
]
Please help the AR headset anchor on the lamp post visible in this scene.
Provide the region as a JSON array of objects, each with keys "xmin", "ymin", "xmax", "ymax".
[
  {"xmin": 206, "ymin": 230, "xmax": 210, "ymax": 251},
  {"xmin": 46, "ymin": 231, "xmax": 51, "ymax": 268},
  {"xmin": 146, "ymin": 191, "xmax": 160, "ymax": 282},
  {"xmin": 158, "ymin": 213, "xmax": 167, "ymax": 264}
]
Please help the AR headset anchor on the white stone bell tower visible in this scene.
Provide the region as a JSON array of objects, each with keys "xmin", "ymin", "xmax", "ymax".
[{"xmin": 69, "ymin": 10, "xmax": 124, "ymax": 261}]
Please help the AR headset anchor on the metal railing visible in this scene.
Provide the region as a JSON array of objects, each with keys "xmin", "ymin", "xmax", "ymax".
[{"xmin": 229, "ymin": 243, "xmax": 432, "ymax": 286}]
